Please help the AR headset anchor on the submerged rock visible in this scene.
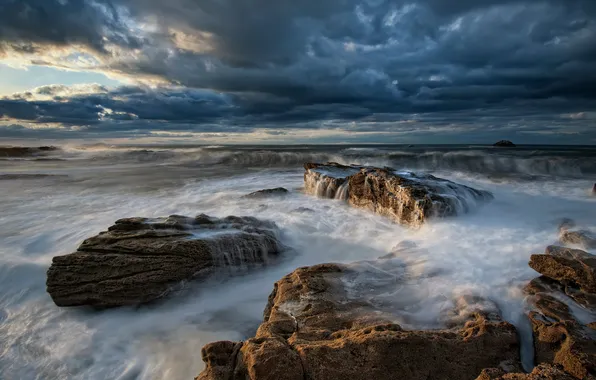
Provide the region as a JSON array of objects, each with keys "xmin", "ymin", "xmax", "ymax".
[
  {"xmin": 304, "ymin": 162, "xmax": 493, "ymax": 227},
  {"xmin": 243, "ymin": 187, "xmax": 289, "ymax": 198},
  {"xmin": 46, "ymin": 214, "xmax": 283, "ymax": 308},
  {"xmin": 197, "ymin": 261, "xmax": 520, "ymax": 380},
  {"xmin": 560, "ymin": 230, "xmax": 596, "ymax": 249},
  {"xmin": 493, "ymin": 140, "xmax": 516, "ymax": 147},
  {"xmin": 529, "ymin": 246, "xmax": 596, "ymax": 293}
]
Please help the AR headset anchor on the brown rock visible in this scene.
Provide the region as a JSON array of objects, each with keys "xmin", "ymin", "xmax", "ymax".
[
  {"xmin": 525, "ymin": 278, "xmax": 596, "ymax": 379},
  {"xmin": 476, "ymin": 364, "xmax": 576, "ymax": 379},
  {"xmin": 560, "ymin": 230, "xmax": 596, "ymax": 249},
  {"xmin": 46, "ymin": 214, "xmax": 283, "ymax": 308},
  {"xmin": 529, "ymin": 246, "xmax": 596, "ymax": 293},
  {"xmin": 197, "ymin": 260, "xmax": 520, "ymax": 380},
  {"xmin": 304, "ymin": 163, "xmax": 493, "ymax": 227}
]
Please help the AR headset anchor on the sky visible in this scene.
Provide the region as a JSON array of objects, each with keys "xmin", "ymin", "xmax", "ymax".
[{"xmin": 0, "ymin": 0, "xmax": 595, "ymax": 144}]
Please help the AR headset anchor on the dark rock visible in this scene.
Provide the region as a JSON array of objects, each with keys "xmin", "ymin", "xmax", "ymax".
[
  {"xmin": 560, "ymin": 230, "xmax": 596, "ymax": 249},
  {"xmin": 304, "ymin": 163, "xmax": 493, "ymax": 228},
  {"xmin": 197, "ymin": 260, "xmax": 520, "ymax": 380},
  {"xmin": 493, "ymin": 141, "xmax": 516, "ymax": 147},
  {"xmin": 476, "ymin": 364, "xmax": 576, "ymax": 379},
  {"xmin": 0, "ymin": 146, "xmax": 59, "ymax": 157},
  {"xmin": 46, "ymin": 214, "xmax": 283, "ymax": 308},
  {"xmin": 243, "ymin": 188, "xmax": 289, "ymax": 199},
  {"xmin": 529, "ymin": 246, "xmax": 596, "ymax": 293}
]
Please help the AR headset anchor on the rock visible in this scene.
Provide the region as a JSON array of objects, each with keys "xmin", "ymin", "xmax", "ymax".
[
  {"xmin": 46, "ymin": 214, "xmax": 283, "ymax": 308},
  {"xmin": 304, "ymin": 162, "xmax": 493, "ymax": 228},
  {"xmin": 529, "ymin": 246, "xmax": 596, "ymax": 293},
  {"xmin": 560, "ymin": 230, "xmax": 596, "ymax": 249},
  {"xmin": 0, "ymin": 146, "xmax": 59, "ymax": 157},
  {"xmin": 493, "ymin": 140, "xmax": 516, "ymax": 147},
  {"xmin": 243, "ymin": 188, "xmax": 289, "ymax": 198},
  {"xmin": 303, "ymin": 162, "xmax": 358, "ymax": 200},
  {"xmin": 524, "ymin": 278, "xmax": 596, "ymax": 379},
  {"xmin": 197, "ymin": 261, "xmax": 520, "ymax": 380},
  {"xmin": 592, "ymin": 183, "xmax": 596, "ymax": 195},
  {"xmin": 557, "ymin": 219, "xmax": 576, "ymax": 233},
  {"xmin": 379, "ymin": 240, "xmax": 424, "ymax": 259},
  {"xmin": 476, "ymin": 364, "xmax": 576, "ymax": 379},
  {"xmin": 290, "ymin": 207, "xmax": 315, "ymax": 214}
]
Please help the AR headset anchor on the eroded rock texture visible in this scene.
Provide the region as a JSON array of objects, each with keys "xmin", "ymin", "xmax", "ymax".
[
  {"xmin": 476, "ymin": 364, "xmax": 576, "ymax": 380},
  {"xmin": 304, "ymin": 162, "xmax": 493, "ymax": 227},
  {"xmin": 197, "ymin": 260, "xmax": 520, "ymax": 380},
  {"xmin": 529, "ymin": 246, "xmax": 596, "ymax": 294},
  {"xmin": 47, "ymin": 214, "xmax": 282, "ymax": 308},
  {"xmin": 525, "ymin": 245, "xmax": 596, "ymax": 379}
]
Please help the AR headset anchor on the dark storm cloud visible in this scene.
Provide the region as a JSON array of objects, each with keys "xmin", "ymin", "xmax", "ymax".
[{"xmin": 0, "ymin": 0, "xmax": 595, "ymax": 142}]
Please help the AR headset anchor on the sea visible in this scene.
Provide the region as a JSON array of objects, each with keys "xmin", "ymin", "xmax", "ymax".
[{"xmin": 0, "ymin": 144, "xmax": 595, "ymax": 379}]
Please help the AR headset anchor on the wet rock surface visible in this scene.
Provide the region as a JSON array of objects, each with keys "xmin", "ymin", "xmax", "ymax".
[
  {"xmin": 560, "ymin": 230, "xmax": 596, "ymax": 250},
  {"xmin": 46, "ymin": 214, "xmax": 283, "ymax": 308},
  {"xmin": 197, "ymin": 260, "xmax": 520, "ymax": 380},
  {"xmin": 529, "ymin": 246, "xmax": 596, "ymax": 294},
  {"xmin": 525, "ymin": 241, "xmax": 596, "ymax": 379},
  {"xmin": 243, "ymin": 187, "xmax": 289, "ymax": 198},
  {"xmin": 304, "ymin": 162, "xmax": 493, "ymax": 227}
]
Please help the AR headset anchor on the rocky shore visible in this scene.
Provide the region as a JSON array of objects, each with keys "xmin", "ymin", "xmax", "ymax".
[
  {"xmin": 43, "ymin": 164, "xmax": 595, "ymax": 379},
  {"xmin": 196, "ymin": 235, "xmax": 596, "ymax": 380}
]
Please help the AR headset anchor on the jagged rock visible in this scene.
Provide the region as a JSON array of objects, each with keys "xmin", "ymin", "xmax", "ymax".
[
  {"xmin": 560, "ymin": 230, "xmax": 596, "ymax": 249},
  {"xmin": 197, "ymin": 261, "xmax": 520, "ymax": 380},
  {"xmin": 243, "ymin": 188, "xmax": 289, "ymax": 198},
  {"xmin": 493, "ymin": 140, "xmax": 516, "ymax": 147},
  {"xmin": 46, "ymin": 214, "xmax": 283, "ymax": 308},
  {"xmin": 524, "ymin": 278, "xmax": 596, "ymax": 379},
  {"xmin": 304, "ymin": 163, "xmax": 493, "ymax": 227},
  {"xmin": 529, "ymin": 246, "xmax": 596, "ymax": 293},
  {"xmin": 476, "ymin": 364, "xmax": 576, "ymax": 379}
]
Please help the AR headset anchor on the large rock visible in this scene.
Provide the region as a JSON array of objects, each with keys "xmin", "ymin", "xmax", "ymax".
[
  {"xmin": 524, "ymin": 277, "xmax": 596, "ymax": 379},
  {"xmin": 46, "ymin": 214, "xmax": 283, "ymax": 308},
  {"xmin": 197, "ymin": 260, "xmax": 520, "ymax": 380},
  {"xmin": 304, "ymin": 162, "xmax": 493, "ymax": 227},
  {"xmin": 529, "ymin": 246, "xmax": 596, "ymax": 293}
]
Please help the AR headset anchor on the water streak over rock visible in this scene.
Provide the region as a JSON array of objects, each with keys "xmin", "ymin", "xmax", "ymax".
[
  {"xmin": 46, "ymin": 214, "xmax": 283, "ymax": 308},
  {"xmin": 197, "ymin": 260, "xmax": 520, "ymax": 380},
  {"xmin": 304, "ymin": 162, "xmax": 493, "ymax": 227}
]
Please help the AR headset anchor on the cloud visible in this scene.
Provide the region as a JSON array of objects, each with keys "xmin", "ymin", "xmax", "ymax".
[{"xmin": 0, "ymin": 0, "xmax": 595, "ymax": 143}]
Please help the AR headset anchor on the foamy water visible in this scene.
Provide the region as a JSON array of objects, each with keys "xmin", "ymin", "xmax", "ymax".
[{"xmin": 0, "ymin": 144, "xmax": 594, "ymax": 379}]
